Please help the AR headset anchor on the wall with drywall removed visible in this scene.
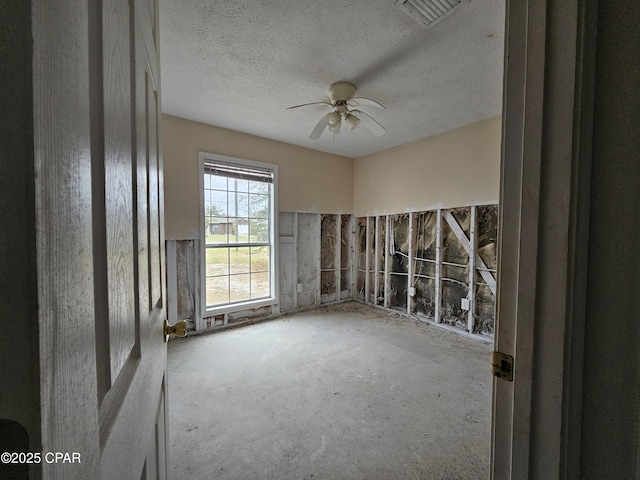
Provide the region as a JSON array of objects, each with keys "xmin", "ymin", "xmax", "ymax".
[
  {"xmin": 163, "ymin": 115, "xmax": 502, "ymax": 333},
  {"xmin": 163, "ymin": 115, "xmax": 353, "ymax": 240},
  {"xmin": 353, "ymin": 117, "xmax": 501, "ymax": 216}
]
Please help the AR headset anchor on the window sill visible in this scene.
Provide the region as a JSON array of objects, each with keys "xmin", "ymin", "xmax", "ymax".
[{"xmin": 204, "ymin": 297, "xmax": 277, "ymax": 316}]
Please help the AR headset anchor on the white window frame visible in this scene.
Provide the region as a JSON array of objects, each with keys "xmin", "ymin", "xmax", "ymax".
[{"xmin": 198, "ymin": 152, "xmax": 278, "ymax": 315}]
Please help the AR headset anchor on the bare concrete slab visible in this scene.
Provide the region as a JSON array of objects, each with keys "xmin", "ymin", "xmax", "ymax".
[{"xmin": 168, "ymin": 302, "xmax": 492, "ymax": 479}]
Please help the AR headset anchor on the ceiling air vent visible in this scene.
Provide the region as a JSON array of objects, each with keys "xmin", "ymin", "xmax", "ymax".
[{"xmin": 394, "ymin": 0, "xmax": 470, "ymax": 27}]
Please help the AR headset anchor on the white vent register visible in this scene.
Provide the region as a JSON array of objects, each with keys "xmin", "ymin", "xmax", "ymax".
[{"xmin": 394, "ymin": 0, "xmax": 470, "ymax": 27}]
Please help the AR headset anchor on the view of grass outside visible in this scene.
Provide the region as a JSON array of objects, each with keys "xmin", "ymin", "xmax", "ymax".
[{"xmin": 205, "ymin": 244, "xmax": 270, "ymax": 306}]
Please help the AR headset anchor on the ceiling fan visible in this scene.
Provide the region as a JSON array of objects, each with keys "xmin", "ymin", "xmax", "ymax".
[{"xmin": 287, "ymin": 82, "xmax": 386, "ymax": 139}]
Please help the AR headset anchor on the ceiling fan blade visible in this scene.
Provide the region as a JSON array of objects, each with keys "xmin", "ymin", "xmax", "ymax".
[
  {"xmin": 309, "ymin": 113, "xmax": 330, "ymax": 139},
  {"xmin": 354, "ymin": 110, "xmax": 386, "ymax": 136},
  {"xmin": 286, "ymin": 101, "xmax": 332, "ymax": 110},
  {"xmin": 351, "ymin": 97, "xmax": 386, "ymax": 110}
]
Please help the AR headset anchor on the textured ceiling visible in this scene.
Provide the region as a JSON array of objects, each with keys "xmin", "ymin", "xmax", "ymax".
[{"xmin": 159, "ymin": 0, "xmax": 504, "ymax": 158}]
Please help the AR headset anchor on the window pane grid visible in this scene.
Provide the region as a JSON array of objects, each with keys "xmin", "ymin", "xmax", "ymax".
[
  {"xmin": 203, "ymin": 161, "xmax": 273, "ymax": 309},
  {"xmin": 205, "ymin": 247, "xmax": 271, "ymax": 305}
]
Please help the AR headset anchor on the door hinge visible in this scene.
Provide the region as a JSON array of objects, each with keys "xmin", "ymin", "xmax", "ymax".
[{"xmin": 491, "ymin": 351, "xmax": 514, "ymax": 381}]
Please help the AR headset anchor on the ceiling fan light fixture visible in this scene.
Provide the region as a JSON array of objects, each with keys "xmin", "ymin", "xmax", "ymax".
[
  {"xmin": 327, "ymin": 111, "xmax": 341, "ymax": 127},
  {"xmin": 328, "ymin": 120, "xmax": 341, "ymax": 134},
  {"xmin": 345, "ymin": 113, "xmax": 360, "ymax": 130}
]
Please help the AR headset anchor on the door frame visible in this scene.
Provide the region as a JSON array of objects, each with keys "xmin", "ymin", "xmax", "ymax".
[{"xmin": 492, "ymin": 0, "xmax": 597, "ymax": 478}]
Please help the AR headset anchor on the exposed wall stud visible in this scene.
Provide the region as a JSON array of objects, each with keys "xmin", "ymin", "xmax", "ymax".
[
  {"xmin": 365, "ymin": 216, "xmax": 371, "ymax": 303},
  {"xmin": 355, "ymin": 217, "xmax": 366, "ymax": 300},
  {"xmin": 193, "ymin": 241, "xmax": 203, "ymax": 331},
  {"xmin": 467, "ymin": 206, "xmax": 477, "ymax": 333},
  {"xmin": 435, "ymin": 209, "xmax": 442, "ymax": 323},
  {"xmin": 343, "ymin": 216, "xmax": 351, "ymax": 300},
  {"xmin": 351, "ymin": 216, "xmax": 356, "ymax": 299},
  {"xmin": 293, "ymin": 212, "xmax": 299, "ymax": 309},
  {"xmin": 351, "ymin": 216, "xmax": 357, "ymax": 299},
  {"xmin": 384, "ymin": 215, "xmax": 391, "ymax": 308},
  {"xmin": 334, "ymin": 215, "xmax": 341, "ymax": 300},
  {"xmin": 315, "ymin": 215, "xmax": 321, "ymax": 305},
  {"xmin": 374, "ymin": 216, "xmax": 381, "ymax": 304},
  {"xmin": 407, "ymin": 212, "xmax": 414, "ymax": 315}
]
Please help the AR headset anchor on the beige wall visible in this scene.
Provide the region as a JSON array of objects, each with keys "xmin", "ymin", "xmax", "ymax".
[
  {"xmin": 353, "ymin": 117, "xmax": 501, "ymax": 216},
  {"xmin": 163, "ymin": 115, "xmax": 353, "ymax": 239},
  {"xmin": 163, "ymin": 115, "xmax": 501, "ymax": 238}
]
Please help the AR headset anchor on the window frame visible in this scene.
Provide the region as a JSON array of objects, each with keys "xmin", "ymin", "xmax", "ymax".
[{"xmin": 198, "ymin": 152, "xmax": 278, "ymax": 315}]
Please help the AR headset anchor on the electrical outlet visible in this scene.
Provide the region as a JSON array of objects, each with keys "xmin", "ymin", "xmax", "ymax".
[
  {"xmin": 461, "ymin": 298, "xmax": 470, "ymax": 311},
  {"xmin": 296, "ymin": 283, "xmax": 303, "ymax": 292}
]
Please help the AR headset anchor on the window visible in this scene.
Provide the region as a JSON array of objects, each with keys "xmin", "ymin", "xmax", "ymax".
[{"xmin": 199, "ymin": 153, "xmax": 277, "ymax": 312}]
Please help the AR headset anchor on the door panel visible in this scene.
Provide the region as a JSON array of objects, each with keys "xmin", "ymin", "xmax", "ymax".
[
  {"xmin": 153, "ymin": 389, "xmax": 168, "ymax": 480},
  {"xmin": 142, "ymin": 385, "xmax": 167, "ymax": 480},
  {"xmin": 103, "ymin": 0, "xmax": 137, "ymax": 386},
  {"xmin": 33, "ymin": 0, "xmax": 102, "ymax": 476}
]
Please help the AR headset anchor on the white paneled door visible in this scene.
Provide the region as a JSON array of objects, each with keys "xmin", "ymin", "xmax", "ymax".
[{"xmin": 33, "ymin": 0, "xmax": 169, "ymax": 478}]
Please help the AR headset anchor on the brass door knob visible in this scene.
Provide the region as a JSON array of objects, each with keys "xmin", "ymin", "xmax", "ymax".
[{"xmin": 164, "ymin": 319, "xmax": 187, "ymax": 342}]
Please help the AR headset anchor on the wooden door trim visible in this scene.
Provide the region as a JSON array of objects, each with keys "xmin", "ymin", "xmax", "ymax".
[{"xmin": 492, "ymin": 0, "xmax": 597, "ymax": 477}]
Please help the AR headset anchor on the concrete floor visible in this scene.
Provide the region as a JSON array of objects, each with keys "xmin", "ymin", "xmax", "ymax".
[{"xmin": 168, "ymin": 302, "xmax": 492, "ymax": 480}]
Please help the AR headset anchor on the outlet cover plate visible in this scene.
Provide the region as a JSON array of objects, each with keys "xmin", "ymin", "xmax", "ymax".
[{"xmin": 461, "ymin": 298, "xmax": 470, "ymax": 310}]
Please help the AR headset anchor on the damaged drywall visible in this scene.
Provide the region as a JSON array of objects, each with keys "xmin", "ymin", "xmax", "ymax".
[
  {"xmin": 474, "ymin": 205, "xmax": 498, "ymax": 335},
  {"xmin": 389, "ymin": 214, "xmax": 410, "ymax": 311},
  {"xmin": 297, "ymin": 213, "xmax": 320, "ymax": 308},
  {"xmin": 367, "ymin": 218, "xmax": 376, "ymax": 304},
  {"xmin": 340, "ymin": 215, "xmax": 351, "ymax": 296},
  {"xmin": 176, "ymin": 240, "xmax": 196, "ymax": 321},
  {"xmin": 356, "ymin": 217, "xmax": 366, "ymax": 301},
  {"xmin": 412, "ymin": 211, "xmax": 438, "ymax": 318},
  {"xmin": 352, "ymin": 205, "xmax": 498, "ymax": 339},
  {"xmin": 320, "ymin": 214, "xmax": 337, "ymax": 297},
  {"xmin": 167, "ymin": 239, "xmax": 199, "ymax": 330},
  {"xmin": 376, "ymin": 216, "xmax": 386, "ymax": 305},
  {"xmin": 168, "ymin": 207, "xmax": 496, "ymax": 339},
  {"xmin": 440, "ymin": 207, "xmax": 470, "ymax": 329}
]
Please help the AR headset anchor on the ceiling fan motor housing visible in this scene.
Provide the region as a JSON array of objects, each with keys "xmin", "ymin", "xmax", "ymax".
[
  {"xmin": 328, "ymin": 82, "xmax": 356, "ymax": 104},
  {"xmin": 335, "ymin": 104, "xmax": 349, "ymax": 118}
]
